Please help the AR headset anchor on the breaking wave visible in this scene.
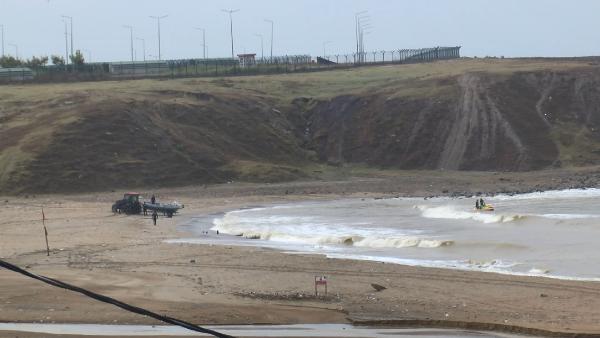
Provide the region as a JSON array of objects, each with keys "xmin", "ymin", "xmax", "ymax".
[
  {"xmin": 417, "ymin": 205, "xmax": 525, "ymax": 224},
  {"xmin": 211, "ymin": 214, "xmax": 452, "ymax": 249}
]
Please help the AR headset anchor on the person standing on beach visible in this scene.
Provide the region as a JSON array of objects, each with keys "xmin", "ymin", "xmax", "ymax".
[
  {"xmin": 152, "ymin": 210, "xmax": 158, "ymax": 226},
  {"xmin": 151, "ymin": 194, "xmax": 156, "ymax": 204}
]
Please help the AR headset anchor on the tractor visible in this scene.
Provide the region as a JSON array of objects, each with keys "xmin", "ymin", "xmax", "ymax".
[{"xmin": 111, "ymin": 192, "xmax": 142, "ymax": 215}]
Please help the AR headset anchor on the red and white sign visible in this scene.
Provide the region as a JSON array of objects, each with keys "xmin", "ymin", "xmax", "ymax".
[
  {"xmin": 315, "ymin": 276, "xmax": 327, "ymax": 285},
  {"xmin": 314, "ymin": 276, "xmax": 328, "ymax": 296}
]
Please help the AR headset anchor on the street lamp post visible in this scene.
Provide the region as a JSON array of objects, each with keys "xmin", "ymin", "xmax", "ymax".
[
  {"xmin": 123, "ymin": 25, "xmax": 134, "ymax": 62},
  {"xmin": 150, "ymin": 15, "xmax": 168, "ymax": 60},
  {"xmin": 136, "ymin": 37, "xmax": 146, "ymax": 62},
  {"xmin": 222, "ymin": 9, "xmax": 239, "ymax": 59},
  {"xmin": 264, "ymin": 19, "xmax": 273, "ymax": 61}
]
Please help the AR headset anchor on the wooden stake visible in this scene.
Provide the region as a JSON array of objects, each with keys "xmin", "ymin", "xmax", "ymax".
[{"xmin": 42, "ymin": 208, "xmax": 50, "ymax": 256}]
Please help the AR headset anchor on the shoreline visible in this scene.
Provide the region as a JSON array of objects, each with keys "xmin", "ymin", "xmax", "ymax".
[
  {"xmin": 184, "ymin": 192, "xmax": 600, "ymax": 283},
  {"xmin": 2, "ymin": 175, "xmax": 600, "ymax": 336}
]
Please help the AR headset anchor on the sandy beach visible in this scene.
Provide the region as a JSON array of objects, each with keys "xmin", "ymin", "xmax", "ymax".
[{"xmin": 2, "ymin": 173, "xmax": 600, "ymax": 337}]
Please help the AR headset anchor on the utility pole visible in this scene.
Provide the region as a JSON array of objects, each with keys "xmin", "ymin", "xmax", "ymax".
[
  {"xmin": 150, "ymin": 15, "xmax": 168, "ymax": 60},
  {"xmin": 354, "ymin": 11, "xmax": 368, "ymax": 63},
  {"xmin": 61, "ymin": 15, "xmax": 73, "ymax": 59},
  {"xmin": 123, "ymin": 25, "xmax": 134, "ymax": 62},
  {"xmin": 264, "ymin": 19, "xmax": 273, "ymax": 61},
  {"xmin": 195, "ymin": 27, "xmax": 206, "ymax": 59},
  {"xmin": 8, "ymin": 43, "xmax": 17, "ymax": 59},
  {"xmin": 0, "ymin": 25, "xmax": 4, "ymax": 58},
  {"xmin": 222, "ymin": 9, "xmax": 239, "ymax": 59},
  {"xmin": 136, "ymin": 37, "xmax": 146, "ymax": 62},
  {"xmin": 255, "ymin": 34, "xmax": 264, "ymax": 60},
  {"xmin": 62, "ymin": 19, "xmax": 69, "ymax": 65}
]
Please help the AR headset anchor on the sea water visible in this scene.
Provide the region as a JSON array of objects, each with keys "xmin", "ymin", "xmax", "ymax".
[{"xmin": 171, "ymin": 188, "xmax": 600, "ymax": 280}]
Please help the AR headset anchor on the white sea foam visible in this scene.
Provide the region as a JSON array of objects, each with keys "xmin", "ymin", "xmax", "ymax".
[
  {"xmin": 321, "ymin": 253, "xmax": 600, "ymax": 281},
  {"xmin": 417, "ymin": 205, "xmax": 524, "ymax": 224},
  {"xmin": 211, "ymin": 213, "xmax": 451, "ymax": 249},
  {"xmin": 538, "ymin": 213, "xmax": 600, "ymax": 220},
  {"xmin": 528, "ymin": 268, "xmax": 550, "ymax": 275},
  {"xmin": 492, "ymin": 188, "xmax": 600, "ymax": 201}
]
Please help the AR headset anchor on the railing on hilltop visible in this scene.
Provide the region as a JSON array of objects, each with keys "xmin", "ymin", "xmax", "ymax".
[
  {"xmin": 322, "ymin": 46, "xmax": 461, "ymax": 64},
  {"xmin": 1, "ymin": 47, "xmax": 461, "ymax": 84}
]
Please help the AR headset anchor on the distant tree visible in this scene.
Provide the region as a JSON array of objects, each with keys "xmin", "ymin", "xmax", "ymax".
[
  {"xmin": 0, "ymin": 55, "xmax": 22, "ymax": 68},
  {"xmin": 23, "ymin": 56, "xmax": 49, "ymax": 68},
  {"xmin": 51, "ymin": 55, "xmax": 65, "ymax": 66},
  {"xmin": 70, "ymin": 50, "xmax": 85, "ymax": 66}
]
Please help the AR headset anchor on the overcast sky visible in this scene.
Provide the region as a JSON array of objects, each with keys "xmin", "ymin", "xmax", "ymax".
[{"xmin": 0, "ymin": 0, "xmax": 599, "ymax": 62}]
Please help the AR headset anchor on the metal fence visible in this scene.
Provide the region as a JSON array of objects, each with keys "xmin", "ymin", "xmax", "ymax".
[
  {"xmin": 3, "ymin": 46, "xmax": 461, "ymax": 84},
  {"xmin": 0, "ymin": 67, "xmax": 34, "ymax": 82},
  {"xmin": 322, "ymin": 46, "xmax": 461, "ymax": 64}
]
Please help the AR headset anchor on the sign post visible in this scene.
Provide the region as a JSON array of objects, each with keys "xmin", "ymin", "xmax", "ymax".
[{"xmin": 314, "ymin": 276, "xmax": 327, "ymax": 297}]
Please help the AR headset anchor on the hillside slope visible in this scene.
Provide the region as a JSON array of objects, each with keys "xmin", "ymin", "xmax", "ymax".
[
  {"xmin": 302, "ymin": 68, "xmax": 600, "ymax": 171},
  {"xmin": 2, "ymin": 59, "xmax": 600, "ymax": 193}
]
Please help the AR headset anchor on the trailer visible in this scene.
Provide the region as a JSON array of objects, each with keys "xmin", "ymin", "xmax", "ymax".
[
  {"xmin": 142, "ymin": 201, "xmax": 184, "ymax": 218},
  {"xmin": 111, "ymin": 193, "xmax": 183, "ymax": 218}
]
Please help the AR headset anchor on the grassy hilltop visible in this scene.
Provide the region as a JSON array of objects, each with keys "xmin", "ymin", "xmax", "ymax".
[{"xmin": 2, "ymin": 58, "xmax": 600, "ymax": 193}]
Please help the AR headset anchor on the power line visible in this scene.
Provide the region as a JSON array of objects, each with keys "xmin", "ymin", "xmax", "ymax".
[{"xmin": 0, "ymin": 259, "xmax": 233, "ymax": 338}]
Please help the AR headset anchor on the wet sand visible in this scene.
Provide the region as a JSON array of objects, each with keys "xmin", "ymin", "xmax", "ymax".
[{"xmin": 2, "ymin": 173, "xmax": 600, "ymax": 336}]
